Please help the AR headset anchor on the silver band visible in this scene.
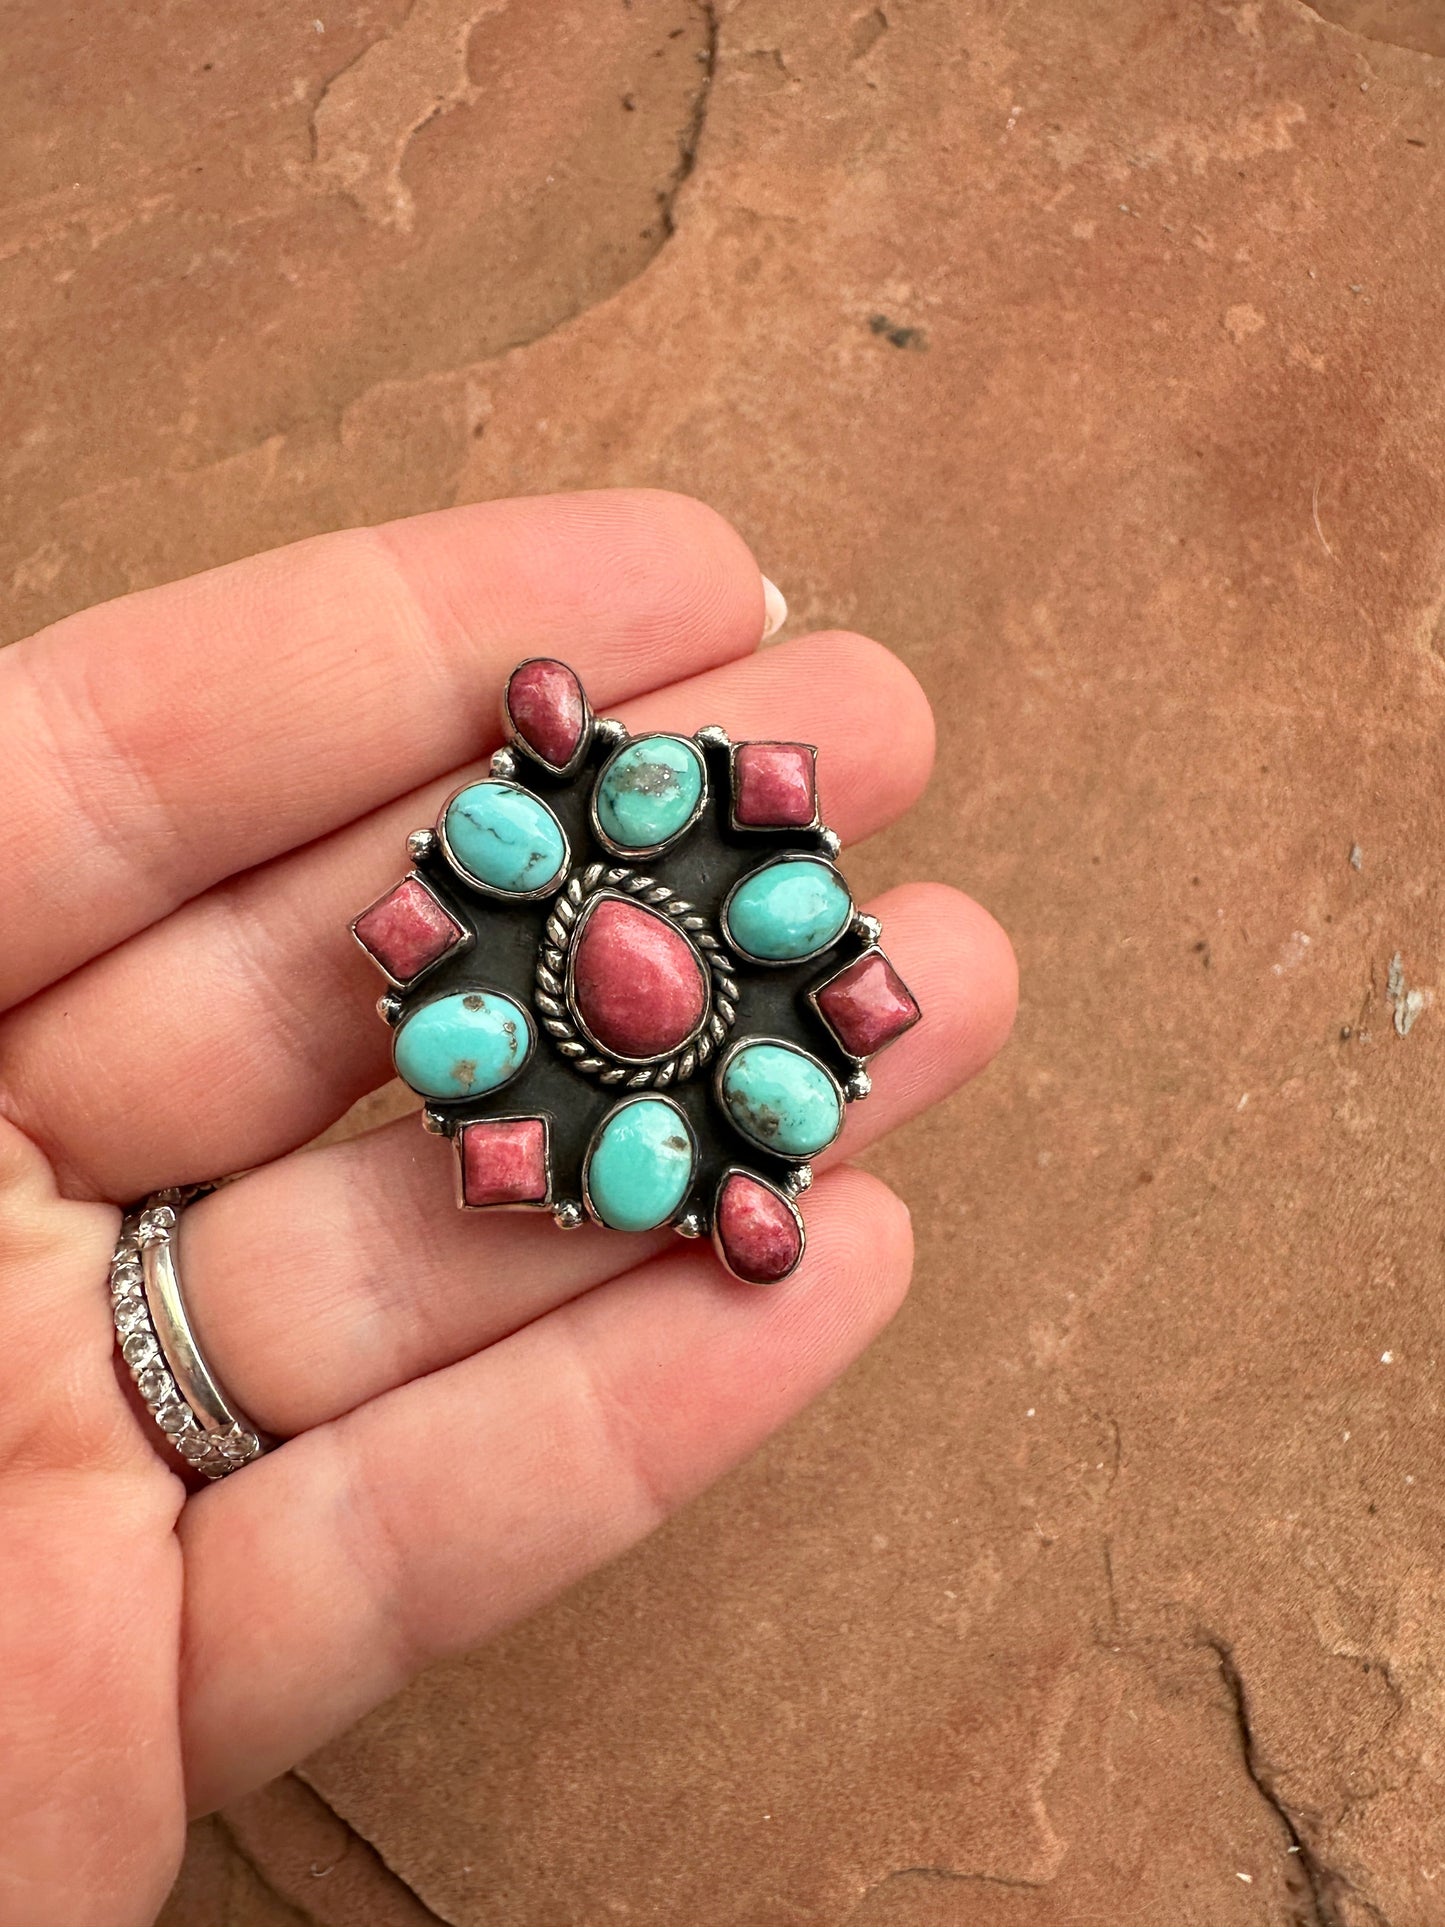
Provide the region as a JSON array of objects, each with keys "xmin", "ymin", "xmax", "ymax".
[{"xmin": 110, "ymin": 1189, "xmax": 269, "ymax": 1480}]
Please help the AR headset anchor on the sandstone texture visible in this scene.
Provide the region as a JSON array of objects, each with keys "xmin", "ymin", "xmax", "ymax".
[{"xmin": 9, "ymin": 0, "xmax": 1445, "ymax": 1920}]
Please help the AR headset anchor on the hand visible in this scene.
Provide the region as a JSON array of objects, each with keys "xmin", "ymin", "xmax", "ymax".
[{"xmin": 0, "ymin": 491, "xmax": 1016, "ymax": 1926}]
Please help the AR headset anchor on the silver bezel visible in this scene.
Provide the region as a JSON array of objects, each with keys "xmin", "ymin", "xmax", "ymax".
[
  {"xmin": 437, "ymin": 778, "xmax": 571, "ymax": 903},
  {"xmin": 589, "ymin": 732, "xmax": 710, "ymax": 860},
  {"xmin": 580, "ymin": 1092, "xmax": 700, "ymax": 1231},
  {"xmin": 719, "ymin": 852, "xmax": 855, "ymax": 969},
  {"xmin": 805, "ymin": 943, "xmax": 922, "ymax": 1064},
  {"xmin": 392, "ymin": 986, "xmax": 538, "ymax": 1103},
  {"xmin": 503, "ymin": 657, "xmax": 594, "ymax": 779},
  {"xmin": 713, "ymin": 1034, "xmax": 846, "ymax": 1160},
  {"xmin": 711, "ymin": 1166, "xmax": 807, "ymax": 1285},
  {"xmin": 564, "ymin": 888, "xmax": 713, "ymax": 1067},
  {"xmin": 453, "ymin": 1113, "xmax": 555, "ymax": 1212},
  {"xmin": 349, "ymin": 869, "xmax": 472, "ymax": 990},
  {"xmin": 726, "ymin": 740, "xmax": 821, "ymax": 834}
]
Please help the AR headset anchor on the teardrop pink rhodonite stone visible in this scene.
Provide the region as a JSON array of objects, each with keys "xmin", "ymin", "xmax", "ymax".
[
  {"xmin": 572, "ymin": 897, "xmax": 708, "ymax": 1060},
  {"xmin": 506, "ymin": 658, "xmax": 586, "ymax": 769},
  {"xmin": 716, "ymin": 1172, "xmax": 803, "ymax": 1283}
]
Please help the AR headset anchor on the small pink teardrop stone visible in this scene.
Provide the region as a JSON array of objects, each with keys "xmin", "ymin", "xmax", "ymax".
[
  {"xmin": 572, "ymin": 898, "xmax": 708, "ymax": 1060},
  {"xmin": 506, "ymin": 658, "xmax": 586, "ymax": 769},
  {"xmin": 716, "ymin": 1172, "xmax": 803, "ymax": 1283}
]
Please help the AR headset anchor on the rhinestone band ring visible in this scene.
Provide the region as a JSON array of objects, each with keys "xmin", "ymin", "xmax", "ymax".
[{"xmin": 109, "ymin": 1191, "xmax": 269, "ymax": 1480}]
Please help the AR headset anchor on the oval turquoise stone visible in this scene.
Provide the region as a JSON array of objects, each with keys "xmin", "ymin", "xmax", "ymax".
[
  {"xmin": 719, "ymin": 1041, "xmax": 842, "ymax": 1157},
  {"xmin": 594, "ymin": 735, "xmax": 705, "ymax": 850},
  {"xmin": 443, "ymin": 781, "xmax": 567, "ymax": 895},
  {"xmin": 585, "ymin": 1097, "xmax": 696, "ymax": 1231},
  {"xmin": 394, "ymin": 989, "xmax": 533, "ymax": 1100},
  {"xmin": 724, "ymin": 858, "xmax": 852, "ymax": 962}
]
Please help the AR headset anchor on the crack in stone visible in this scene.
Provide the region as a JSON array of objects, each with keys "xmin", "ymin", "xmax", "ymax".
[
  {"xmin": 838, "ymin": 1861, "xmax": 1046, "ymax": 1926},
  {"xmin": 1203, "ymin": 1634, "xmax": 1391, "ymax": 1927},
  {"xmin": 211, "ymin": 1812, "xmax": 320, "ymax": 1927},
  {"xmin": 661, "ymin": 0, "xmax": 719, "ymax": 237},
  {"xmin": 221, "ymin": 1773, "xmax": 452, "ymax": 1927},
  {"xmin": 1297, "ymin": 0, "xmax": 1445, "ymax": 59}
]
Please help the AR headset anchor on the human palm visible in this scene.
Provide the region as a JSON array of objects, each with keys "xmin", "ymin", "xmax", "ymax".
[{"xmin": 0, "ymin": 491, "xmax": 1015, "ymax": 1927}]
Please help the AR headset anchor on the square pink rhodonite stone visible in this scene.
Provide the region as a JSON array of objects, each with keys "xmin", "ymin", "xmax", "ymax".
[
  {"xmin": 352, "ymin": 876, "xmax": 465, "ymax": 983},
  {"xmin": 815, "ymin": 950, "xmax": 921, "ymax": 1058},
  {"xmin": 459, "ymin": 1118, "xmax": 550, "ymax": 1208},
  {"xmin": 732, "ymin": 741, "xmax": 817, "ymax": 827}
]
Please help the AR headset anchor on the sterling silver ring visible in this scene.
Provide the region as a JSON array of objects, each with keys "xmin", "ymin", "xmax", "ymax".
[
  {"xmin": 109, "ymin": 1189, "xmax": 270, "ymax": 1479},
  {"xmin": 349, "ymin": 657, "xmax": 923, "ymax": 1285}
]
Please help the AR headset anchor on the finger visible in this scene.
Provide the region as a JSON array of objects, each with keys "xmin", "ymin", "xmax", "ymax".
[
  {"xmin": 0, "ymin": 1120, "xmax": 184, "ymax": 1927},
  {"xmin": 177, "ymin": 1164, "xmax": 912, "ymax": 1812},
  {"xmin": 175, "ymin": 882, "xmax": 1014, "ymax": 1436},
  {"xmin": 1, "ymin": 634, "xmax": 936, "ymax": 1201},
  {"xmin": 0, "ymin": 491, "xmax": 770, "ymax": 1011}
]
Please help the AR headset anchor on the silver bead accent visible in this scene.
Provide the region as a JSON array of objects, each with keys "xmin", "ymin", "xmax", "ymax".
[
  {"xmin": 783, "ymin": 1164, "xmax": 814, "ymax": 1197},
  {"xmin": 818, "ymin": 827, "xmax": 842, "ymax": 859},
  {"xmin": 406, "ymin": 828, "xmax": 438, "ymax": 861},
  {"xmin": 675, "ymin": 1211, "xmax": 705, "ymax": 1239},
  {"xmin": 845, "ymin": 1069, "xmax": 872, "ymax": 1102},
  {"xmin": 695, "ymin": 724, "xmax": 731, "ymax": 750},
  {"xmin": 490, "ymin": 747, "xmax": 518, "ymax": 780},
  {"xmin": 422, "ymin": 1107, "xmax": 451, "ymax": 1136},
  {"xmin": 593, "ymin": 717, "xmax": 629, "ymax": 748},
  {"xmin": 376, "ymin": 991, "xmax": 403, "ymax": 1026},
  {"xmin": 554, "ymin": 1200, "xmax": 585, "ymax": 1230},
  {"xmin": 851, "ymin": 912, "xmax": 883, "ymax": 943}
]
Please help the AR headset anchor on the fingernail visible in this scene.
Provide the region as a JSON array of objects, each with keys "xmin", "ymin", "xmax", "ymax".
[{"xmin": 761, "ymin": 576, "xmax": 788, "ymax": 640}]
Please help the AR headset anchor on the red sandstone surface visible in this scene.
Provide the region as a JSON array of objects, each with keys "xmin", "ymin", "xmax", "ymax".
[{"xmin": 18, "ymin": 0, "xmax": 1445, "ymax": 1917}]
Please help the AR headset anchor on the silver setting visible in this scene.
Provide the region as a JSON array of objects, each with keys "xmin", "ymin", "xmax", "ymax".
[
  {"xmin": 110, "ymin": 1191, "xmax": 270, "ymax": 1481},
  {"xmin": 503, "ymin": 658, "xmax": 594, "ymax": 778},
  {"xmin": 589, "ymin": 733, "xmax": 710, "ymax": 861},
  {"xmin": 346, "ymin": 655, "xmax": 921, "ymax": 1284},
  {"xmin": 712, "ymin": 1167, "xmax": 807, "ymax": 1284},
  {"xmin": 580, "ymin": 1092, "xmax": 699, "ymax": 1231},
  {"xmin": 393, "ymin": 988, "xmax": 538, "ymax": 1105},
  {"xmin": 805, "ymin": 942, "xmax": 923, "ymax": 1064},
  {"xmin": 436, "ymin": 779, "xmax": 571, "ymax": 903},
  {"xmin": 453, "ymin": 1113, "xmax": 554, "ymax": 1212},
  {"xmin": 719, "ymin": 851, "xmax": 855, "ymax": 969},
  {"xmin": 713, "ymin": 1034, "xmax": 847, "ymax": 1160},
  {"xmin": 349, "ymin": 868, "xmax": 471, "ymax": 989},
  {"xmin": 535, "ymin": 864, "xmax": 738, "ymax": 1087},
  {"xmin": 727, "ymin": 739, "xmax": 821, "ymax": 834}
]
